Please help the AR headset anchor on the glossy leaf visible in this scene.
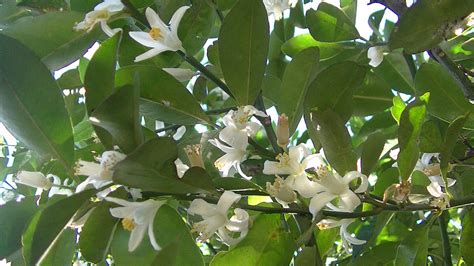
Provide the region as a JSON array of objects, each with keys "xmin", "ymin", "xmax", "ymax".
[
  {"xmin": 415, "ymin": 62, "xmax": 474, "ymax": 129},
  {"xmin": 305, "ymin": 61, "xmax": 366, "ymax": 122},
  {"xmin": 40, "ymin": 229, "xmax": 77, "ymax": 266},
  {"xmin": 397, "ymin": 93, "xmax": 429, "ymax": 181},
  {"xmin": 373, "ymin": 53, "xmax": 414, "ymax": 94},
  {"xmin": 306, "ymin": 3, "xmax": 359, "ymax": 42},
  {"xmin": 0, "ymin": 198, "xmax": 37, "ymax": 259},
  {"xmin": 2, "ymin": 11, "xmax": 97, "ymax": 70},
  {"xmin": 179, "ymin": 0, "xmax": 216, "ymax": 55},
  {"xmin": 91, "ymin": 82, "xmax": 144, "ymax": 154},
  {"xmin": 219, "ymin": 0, "xmax": 269, "ymax": 105},
  {"xmin": 389, "ymin": 0, "xmax": 474, "ymax": 53},
  {"xmin": 113, "ymin": 137, "xmax": 205, "ymax": 194},
  {"xmin": 440, "ymin": 113, "xmax": 469, "ymax": 184},
  {"xmin": 22, "ymin": 189, "xmax": 95, "ymax": 265},
  {"xmin": 419, "ymin": 120, "xmax": 443, "ymax": 153},
  {"xmin": 281, "ymin": 33, "xmax": 346, "ymax": 59},
  {"xmin": 353, "ymin": 72, "xmax": 394, "ymax": 116},
  {"xmin": 310, "ymin": 110, "xmax": 357, "ymax": 174},
  {"xmin": 115, "ymin": 65, "xmax": 210, "ymax": 125},
  {"xmin": 391, "ymin": 95, "xmax": 406, "ymax": 124},
  {"xmin": 361, "ymin": 132, "xmax": 386, "ymax": 175},
  {"xmin": 394, "ymin": 223, "xmax": 430, "ymax": 265},
  {"xmin": 276, "ymin": 47, "xmax": 319, "ymax": 134},
  {"xmin": 461, "ymin": 210, "xmax": 474, "ymax": 265},
  {"xmin": 79, "ymin": 202, "xmax": 119, "ymax": 263},
  {"xmin": 211, "ymin": 214, "xmax": 294, "ymax": 266},
  {"xmin": 0, "ymin": 34, "xmax": 74, "ymax": 170}
]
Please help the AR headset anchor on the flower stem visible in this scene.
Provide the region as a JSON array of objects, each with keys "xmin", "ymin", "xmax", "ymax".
[{"xmin": 254, "ymin": 94, "xmax": 282, "ymax": 154}]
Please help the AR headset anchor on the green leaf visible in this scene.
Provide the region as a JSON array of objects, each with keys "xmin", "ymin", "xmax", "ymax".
[
  {"xmin": 1, "ymin": 11, "xmax": 97, "ymax": 70},
  {"xmin": 310, "ymin": 109, "xmax": 357, "ymax": 174},
  {"xmin": 440, "ymin": 113, "xmax": 469, "ymax": 184},
  {"xmin": 22, "ymin": 189, "xmax": 95, "ymax": 265},
  {"xmin": 306, "ymin": 3, "xmax": 359, "ymax": 42},
  {"xmin": 219, "ymin": 0, "xmax": 269, "ymax": 105},
  {"xmin": 353, "ymin": 72, "xmax": 394, "ymax": 116},
  {"xmin": 179, "ymin": 0, "xmax": 216, "ymax": 56},
  {"xmin": 180, "ymin": 167, "xmax": 216, "ymax": 193},
  {"xmin": 361, "ymin": 132, "xmax": 386, "ymax": 175},
  {"xmin": 111, "ymin": 226, "xmax": 157, "ymax": 265},
  {"xmin": 212, "ymin": 177, "xmax": 261, "ymax": 190},
  {"xmin": 391, "ymin": 95, "xmax": 406, "ymax": 124},
  {"xmin": 276, "ymin": 47, "xmax": 319, "ymax": 134},
  {"xmin": 415, "ymin": 62, "xmax": 474, "ymax": 129},
  {"xmin": 352, "ymin": 241, "xmax": 399, "ymax": 266},
  {"xmin": 305, "ymin": 61, "xmax": 367, "ymax": 122},
  {"xmin": 373, "ymin": 53, "xmax": 415, "ymax": 94},
  {"xmin": 461, "ymin": 210, "xmax": 474, "ymax": 265},
  {"xmin": 211, "ymin": 214, "xmax": 294, "ymax": 266},
  {"xmin": 79, "ymin": 202, "xmax": 119, "ymax": 263},
  {"xmin": 397, "ymin": 93, "xmax": 429, "ymax": 181},
  {"xmin": 115, "ymin": 65, "xmax": 210, "ymax": 125},
  {"xmin": 91, "ymin": 82, "xmax": 144, "ymax": 154},
  {"xmin": 389, "ymin": 0, "xmax": 474, "ymax": 53},
  {"xmin": 40, "ymin": 229, "xmax": 77, "ymax": 266},
  {"xmin": 152, "ymin": 205, "xmax": 204, "ymax": 266},
  {"xmin": 58, "ymin": 69, "xmax": 83, "ymax": 90},
  {"xmin": 394, "ymin": 223, "xmax": 430, "ymax": 265},
  {"xmin": 113, "ymin": 137, "xmax": 205, "ymax": 194},
  {"xmin": 0, "ymin": 34, "xmax": 74, "ymax": 170},
  {"xmin": 419, "ymin": 120, "xmax": 443, "ymax": 153},
  {"xmin": 281, "ymin": 33, "xmax": 346, "ymax": 59},
  {"xmin": 0, "ymin": 198, "xmax": 37, "ymax": 259},
  {"xmin": 84, "ymin": 33, "xmax": 121, "ymax": 113}
]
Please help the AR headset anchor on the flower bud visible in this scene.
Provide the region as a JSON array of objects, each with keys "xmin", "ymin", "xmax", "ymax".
[
  {"xmin": 185, "ymin": 144, "xmax": 204, "ymax": 168},
  {"xmin": 276, "ymin": 114, "xmax": 289, "ymax": 148},
  {"xmin": 15, "ymin": 171, "xmax": 52, "ymax": 190}
]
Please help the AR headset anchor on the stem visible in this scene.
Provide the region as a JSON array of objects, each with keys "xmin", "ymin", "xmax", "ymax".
[
  {"xmin": 248, "ymin": 138, "xmax": 277, "ymax": 159},
  {"xmin": 254, "ymin": 95, "xmax": 282, "ymax": 153},
  {"xmin": 121, "ymin": 0, "xmax": 148, "ymax": 26},
  {"xmin": 176, "ymin": 50, "xmax": 234, "ymax": 98},
  {"xmin": 438, "ymin": 211, "xmax": 453, "ymax": 266}
]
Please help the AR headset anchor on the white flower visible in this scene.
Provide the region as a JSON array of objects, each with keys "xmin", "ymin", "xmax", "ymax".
[
  {"xmin": 74, "ymin": 0, "xmax": 124, "ymax": 37},
  {"xmin": 317, "ymin": 218, "xmax": 365, "ymax": 253},
  {"xmin": 209, "ymin": 138, "xmax": 248, "ymax": 178},
  {"xmin": 219, "ymin": 105, "xmax": 267, "ymax": 148},
  {"xmin": 266, "ymin": 176, "xmax": 297, "ymax": 205},
  {"xmin": 367, "ymin": 46, "xmax": 386, "ymax": 67},
  {"xmin": 15, "ymin": 171, "xmax": 53, "ymax": 190},
  {"xmin": 107, "ymin": 197, "xmax": 164, "ymax": 252},
  {"xmin": 306, "ymin": 170, "xmax": 368, "ymax": 217},
  {"xmin": 163, "ymin": 68, "xmax": 197, "ymax": 82},
  {"xmin": 263, "ymin": 144, "xmax": 323, "ymax": 197},
  {"xmin": 263, "ymin": 0, "xmax": 298, "ymax": 20},
  {"xmin": 48, "ymin": 177, "xmax": 74, "ymax": 197},
  {"xmin": 188, "ymin": 191, "xmax": 249, "ymax": 245},
  {"xmin": 414, "ymin": 153, "xmax": 456, "ymax": 199},
  {"xmin": 75, "ymin": 151, "xmax": 126, "ymax": 192},
  {"xmin": 129, "ymin": 6, "xmax": 190, "ymax": 62}
]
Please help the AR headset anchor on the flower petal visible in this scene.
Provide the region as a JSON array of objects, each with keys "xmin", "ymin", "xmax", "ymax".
[
  {"xmin": 148, "ymin": 218, "xmax": 161, "ymax": 250},
  {"xmin": 342, "ymin": 171, "xmax": 368, "ymax": 193},
  {"xmin": 135, "ymin": 47, "xmax": 171, "ymax": 62},
  {"xmin": 216, "ymin": 191, "xmax": 241, "ymax": 214},
  {"xmin": 188, "ymin": 199, "xmax": 217, "ymax": 217},
  {"xmin": 169, "ymin": 6, "xmax": 190, "ymax": 34},
  {"xmin": 128, "ymin": 224, "xmax": 148, "ymax": 252},
  {"xmin": 129, "ymin": 31, "xmax": 160, "ymax": 48},
  {"xmin": 339, "ymin": 191, "xmax": 361, "ymax": 211},
  {"xmin": 145, "ymin": 7, "xmax": 168, "ymax": 30},
  {"xmin": 308, "ymin": 191, "xmax": 337, "ymax": 217}
]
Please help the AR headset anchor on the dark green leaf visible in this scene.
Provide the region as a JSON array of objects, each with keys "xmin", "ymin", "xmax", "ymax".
[
  {"xmin": 353, "ymin": 72, "xmax": 393, "ymax": 116},
  {"xmin": 180, "ymin": 167, "xmax": 216, "ymax": 193},
  {"xmin": 415, "ymin": 62, "xmax": 474, "ymax": 129},
  {"xmin": 179, "ymin": 0, "xmax": 216, "ymax": 55},
  {"xmin": 397, "ymin": 93, "xmax": 429, "ymax": 181},
  {"xmin": 219, "ymin": 0, "xmax": 269, "ymax": 105},
  {"xmin": 394, "ymin": 223, "xmax": 430, "ymax": 265},
  {"xmin": 419, "ymin": 120, "xmax": 443, "ymax": 153},
  {"xmin": 58, "ymin": 69, "xmax": 83, "ymax": 90},
  {"xmin": 211, "ymin": 214, "xmax": 294, "ymax": 266},
  {"xmin": 0, "ymin": 198, "xmax": 37, "ymax": 259},
  {"xmin": 91, "ymin": 82, "xmax": 144, "ymax": 153},
  {"xmin": 310, "ymin": 109, "xmax": 357, "ymax": 174},
  {"xmin": 461, "ymin": 209, "xmax": 474, "ymax": 265},
  {"xmin": 389, "ymin": 0, "xmax": 474, "ymax": 53},
  {"xmin": 40, "ymin": 229, "xmax": 76, "ymax": 266},
  {"xmin": 440, "ymin": 113, "xmax": 469, "ymax": 183},
  {"xmin": 373, "ymin": 53, "xmax": 414, "ymax": 94},
  {"xmin": 276, "ymin": 47, "xmax": 319, "ymax": 134},
  {"xmin": 361, "ymin": 132, "xmax": 386, "ymax": 175},
  {"xmin": 115, "ymin": 65, "xmax": 210, "ymax": 125},
  {"xmin": 0, "ymin": 34, "xmax": 74, "ymax": 170},
  {"xmin": 306, "ymin": 3, "xmax": 359, "ymax": 42},
  {"xmin": 212, "ymin": 177, "xmax": 261, "ymax": 190},
  {"xmin": 113, "ymin": 137, "xmax": 205, "ymax": 193},
  {"xmin": 79, "ymin": 202, "xmax": 119, "ymax": 263},
  {"xmin": 22, "ymin": 189, "xmax": 95, "ymax": 265},
  {"xmin": 2, "ymin": 11, "xmax": 97, "ymax": 70},
  {"xmin": 305, "ymin": 61, "xmax": 366, "ymax": 122}
]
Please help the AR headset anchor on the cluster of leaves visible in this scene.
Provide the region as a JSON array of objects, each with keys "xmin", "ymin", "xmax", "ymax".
[{"xmin": 0, "ymin": 0, "xmax": 474, "ymax": 265}]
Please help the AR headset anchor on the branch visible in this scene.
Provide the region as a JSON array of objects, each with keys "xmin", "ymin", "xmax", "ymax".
[{"xmin": 254, "ymin": 94, "xmax": 282, "ymax": 154}]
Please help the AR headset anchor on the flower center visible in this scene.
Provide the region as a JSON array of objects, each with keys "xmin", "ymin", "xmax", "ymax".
[
  {"xmin": 122, "ymin": 218, "xmax": 136, "ymax": 231},
  {"xmin": 149, "ymin": 27, "xmax": 163, "ymax": 40},
  {"xmin": 276, "ymin": 153, "xmax": 291, "ymax": 166},
  {"xmin": 423, "ymin": 163, "xmax": 441, "ymax": 177}
]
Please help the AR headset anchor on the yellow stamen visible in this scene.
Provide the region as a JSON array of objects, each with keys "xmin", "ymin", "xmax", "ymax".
[
  {"xmin": 122, "ymin": 218, "xmax": 136, "ymax": 231},
  {"xmin": 149, "ymin": 27, "xmax": 163, "ymax": 40}
]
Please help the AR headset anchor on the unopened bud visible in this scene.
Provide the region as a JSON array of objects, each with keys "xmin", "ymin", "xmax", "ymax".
[
  {"xmin": 185, "ymin": 144, "xmax": 204, "ymax": 168},
  {"xmin": 276, "ymin": 114, "xmax": 289, "ymax": 148}
]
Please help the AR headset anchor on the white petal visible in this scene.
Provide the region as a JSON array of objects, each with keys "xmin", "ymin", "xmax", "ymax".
[
  {"xmin": 129, "ymin": 31, "xmax": 162, "ymax": 48},
  {"xmin": 427, "ymin": 183, "xmax": 444, "ymax": 197},
  {"xmin": 94, "ymin": 0, "xmax": 124, "ymax": 12},
  {"xmin": 339, "ymin": 191, "xmax": 361, "ymax": 211},
  {"xmin": 446, "ymin": 178, "xmax": 456, "ymax": 187},
  {"xmin": 245, "ymin": 122, "xmax": 261, "ymax": 137},
  {"xmin": 421, "ymin": 153, "xmax": 438, "ymax": 166},
  {"xmin": 291, "ymin": 174, "xmax": 324, "ymax": 198},
  {"xmin": 145, "ymin": 7, "xmax": 168, "ymax": 30},
  {"xmin": 169, "ymin": 6, "xmax": 190, "ymax": 35},
  {"xmin": 309, "ymin": 192, "xmax": 337, "ymax": 217},
  {"xmin": 216, "ymin": 191, "xmax": 241, "ymax": 214},
  {"xmin": 100, "ymin": 21, "xmax": 121, "ymax": 37},
  {"xmin": 343, "ymin": 171, "xmax": 368, "ymax": 193},
  {"xmin": 301, "ymin": 154, "xmax": 325, "ymax": 170},
  {"xmin": 128, "ymin": 224, "xmax": 148, "ymax": 252},
  {"xmin": 226, "ymin": 208, "xmax": 249, "ymax": 232},
  {"xmin": 148, "ymin": 216, "xmax": 161, "ymax": 250},
  {"xmin": 106, "ymin": 197, "xmax": 134, "ymax": 207},
  {"xmin": 135, "ymin": 47, "xmax": 170, "ymax": 62},
  {"xmin": 188, "ymin": 199, "xmax": 217, "ymax": 217},
  {"xmin": 219, "ymin": 126, "xmax": 248, "ymax": 149},
  {"xmin": 263, "ymin": 161, "xmax": 293, "ymax": 175}
]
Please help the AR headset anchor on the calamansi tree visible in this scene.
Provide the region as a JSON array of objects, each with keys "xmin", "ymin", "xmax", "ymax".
[{"xmin": 0, "ymin": 0, "xmax": 474, "ymax": 265}]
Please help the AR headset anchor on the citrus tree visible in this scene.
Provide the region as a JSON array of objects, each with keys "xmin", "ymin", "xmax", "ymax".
[{"xmin": 1, "ymin": 0, "xmax": 474, "ymax": 265}]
